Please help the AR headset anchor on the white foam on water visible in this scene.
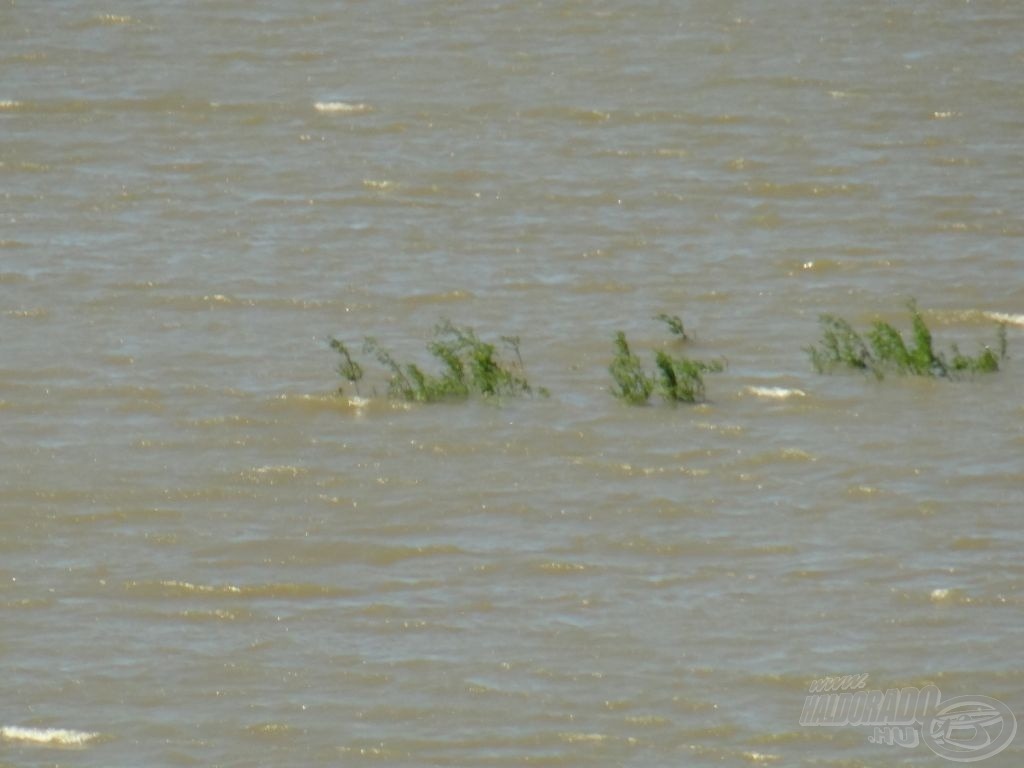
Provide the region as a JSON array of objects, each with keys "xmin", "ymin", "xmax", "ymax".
[
  {"xmin": 0, "ymin": 726, "xmax": 99, "ymax": 746},
  {"xmin": 745, "ymin": 386, "xmax": 806, "ymax": 399},
  {"xmin": 0, "ymin": 100, "xmax": 22, "ymax": 109},
  {"xmin": 314, "ymin": 101, "xmax": 372, "ymax": 114},
  {"xmin": 984, "ymin": 311, "xmax": 1024, "ymax": 327}
]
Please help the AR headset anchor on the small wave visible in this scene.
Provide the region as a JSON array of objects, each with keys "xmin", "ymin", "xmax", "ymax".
[
  {"xmin": 399, "ymin": 289, "xmax": 474, "ymax": 306},
  {"xmin": 137, "ymin": 293, "xmax": 253, "ymax": 311},
  {"xmin": 125, "ymin": 579, "xmax": 353, "ymax": 599},
  {"xmin": 745, "ymin": 386, "xmax": 806, "ymax": 399},
  {"xmin": 158, "ymin": 579, "xmax": 242, "ymax": 595},
  {"xmin": 537, "ymin": 561, "xmax": 587, "ymax": 573},
  {"xmin": 743, "ymin": 180, "xmax": 867, "ymax": 198},
  {"xmin": 203, "ymin": 293, "xmax": 234, "ymax": 304},
  {"xmin": 179, "ymin": 608, "xmax": 248, "ymax": 622},
  {"xmin": 0, "ymin": 97, "xmax": 213, "ymax": 114},
  {"xmin": 314, "ymin": 101, "xmax": 372, "ymax": 114},
  {"xmin": 558, "ymin": 732, "xmax": 609, "ymax": 743},
  {"xmin": 273, "ymin": 392, "xmax": 410, "ymax": 415},
  {"xmin": 247, "ymin": 722, "xmax": 298, "ymax": 740},
  {"xmin": 71, "ymin": 13, "xmax": 135, "ymax": 28},
  {"xmin": 984, "ymin": 311, "xmax": 1024, "ymax": 327},
  {"xmin": 4, "ymin": 308, "xmax": 48, "ymax": 319},
  {"xmin": 241, "ymin": 465, "xmax": 308, "ymax": 485},
  {"xmin": 742, "ymin": 751, "xmax": 782, "ymax": 764},
  {"xmin": 0, "ymin": 726, "xmax": 99, "ymax": 746},
  {"xmin": 523, "ymin": 106, "xmax": 611, "ymax": 123}
]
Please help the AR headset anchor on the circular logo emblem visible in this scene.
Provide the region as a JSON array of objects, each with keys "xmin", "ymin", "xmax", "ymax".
[{"xmin": 921, "ymin": 695, "xmax": 1017, "ymax": 762}]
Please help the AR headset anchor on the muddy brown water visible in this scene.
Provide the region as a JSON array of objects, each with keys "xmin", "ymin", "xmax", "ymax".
[{"xmin": 2, "ymin": 2, "xmax": 1023, "ymax": 765}]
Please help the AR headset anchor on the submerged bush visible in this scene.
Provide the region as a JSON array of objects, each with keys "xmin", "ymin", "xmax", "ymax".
[
  {"xmin": 329, "ymin": 338, "xmax": 363, "ymax": 396},
  {"xmin": 654, "ymin": 313, "xmax": 689, "ymax": 341},
  {"xmin": 610, "ymin": 318, "xmax": 723, "ymax": 405},
  {"xmin": 609, "ymin": 332, "xmax": 654, "ymax": 404},
  {"xmin": 807, "ymin": 301, "xmax": 1007, "ymax": 380},
  {"xmin": 331, "ymin": 320, "xmax": 542, "ymax": 402},
  {"xmin": 654, "ymin": 350, "xmax": 724, "ymax": 403}
]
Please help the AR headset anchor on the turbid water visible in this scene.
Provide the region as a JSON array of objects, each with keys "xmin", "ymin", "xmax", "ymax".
[{"xmin": 2, "ymin": 2, "xmax": 1023, "ymax": 766}]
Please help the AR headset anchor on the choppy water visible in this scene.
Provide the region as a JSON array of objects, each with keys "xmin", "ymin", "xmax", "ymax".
[{"xmin": 2, "ymin": 2, "xmax": 1023, "ymax": 766}]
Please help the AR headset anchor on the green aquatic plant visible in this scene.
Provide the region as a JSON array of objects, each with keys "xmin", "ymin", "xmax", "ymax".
[
  {"xmin": 335, "ymin": 321, "xmax": 540, "ymax": 403},
  {"xmin": 655, "ymin": 313, "xmax": 688, "ymax": 341},
  {"xmin": 329, "ymin": 338, "xmax": 363, "ymax": 396},
  {"xmin": 950, "ymin": 323, "xmax": 1005, "ymax": 374},
  {"xmin": 424, "ymin": 335, "xmax": 470, "ymax": 399},
  {"xmin": 361, "ymin": 338, "xmax": 418, "ymax": 400},
  {"xmin": 432, "ymin": 320, "xmax": 532, "ymax": 398},
  {"xmin": 807, "ymin": 301, "xmax": 1008, "ymax": 380},
  {"xmin": 610, "ymin": 319, "xmax": 723, "ymax": 405},
  {"xmin": 807, "ymin": 315, "xmax": 873, "ymax": 375},
  {"xmin": 654, "ymin": 350, "xmax": 724, "ymax": 403},
  {"xmin": 609, "ymin": 331, "xmax": 654, "ymax": 404}
]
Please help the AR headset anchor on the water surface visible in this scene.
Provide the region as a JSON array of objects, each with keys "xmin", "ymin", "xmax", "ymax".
[{"xmin": 2, "ymin": 1, "xmax": 1023, "ymax": 765}]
